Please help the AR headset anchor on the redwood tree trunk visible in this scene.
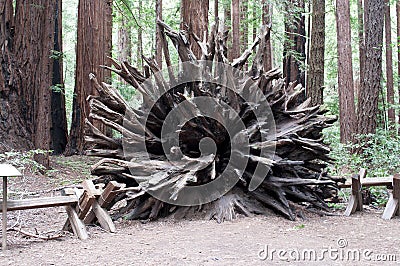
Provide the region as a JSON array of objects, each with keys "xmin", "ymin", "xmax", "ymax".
[
  {"xmin": 224, "ymin": 2, "xmax": 232, "ymax": 60},
  {"xmin": 385, "ymin": 0, "xmax": 395, "ymax": 125},
  {"xmin": 66, "ymin": 0, "xmax": 113, "ymax": 155},
  {"xmin": 214, "ymin": 0, "xmax": 218, "ymax": 21},
  {"xmin": 240, "ymin": 0, "xmax": 248, "ymax": 55},
  {"xmin": 137, "ymin": 0, "xmax": 143, "ymax": 68},
  {"xmin": 155, "ymin": 0, "xmax": 163, "ymax": 68},
  {"xmin": 0, "ymin": 0, "xmax": 32, "ymax": 151},
  {"xmin": 180, "ymin": 0, "xmax": 209, "ymax": 59},
  {"xmin": 262, "ymin": 0, "xmax": 273, "ymax": 71},
  {"xmin": 283, "ymin": 0, "xmax": 306, "ymax": 89},
  {"xmin": 231, "ymin": 0, "xmax": 240, "ymax": 59},
  {"xmin": 397, "ymin": 0, "xmax": 400, "ymax": 132},
  {"xmin": 51, "ymin": 0, "xmax": 68, "ymax": 155},
  {"xmin": 336, "ymin": 0, "xmax": 357, "ymax": 143},
  {"xmin": 0, "ymin": 0, "xmax": 66, "ymax": 163},
  {"xmin": 307, "ymin": 0, "xmax": 325, "ymax": 106},
  {"xmin": 357, "ymin": 0, "xmax": 366, "ymax": 102},
  {"xmin": 118, "ymin": 16, "xmax": 132, "ymax": 64},
  {"xmin": 357, "ymin": 0, "xmax": 384, "ymax": 136}
]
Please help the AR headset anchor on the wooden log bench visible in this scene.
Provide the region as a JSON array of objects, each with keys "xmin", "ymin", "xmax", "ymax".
[
  {"xmin": 339, "ymin": 168, "xmax": 400, "ymax": 219},
  {"xmin": 0, "ymin": 164, "xmax": 89, "ymax": 251},
  {"xmin": 0, "ymin": 194, "xmax": 88, "ymax": 240}
]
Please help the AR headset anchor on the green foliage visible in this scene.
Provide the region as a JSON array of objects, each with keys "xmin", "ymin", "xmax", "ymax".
[
  {"xmin": 62, "ymin": 0, "xmax": 79, "ymax": 130},
  {"xmin": 327, "ymin": 202, "xmax": 346, "ymax": 210},
  {"xmin": 352, "ymin": 131, "xmax": 400, "ymax": 176},
  {"xmin": 324, "ymin": 125, "xmax": 400, "ymax": 177},
  {"xmin": 50, "ymin": 84, "xmax": 65, "ymax": 93},
  {"xmin": 0, "ymin": 150, "xmax": 50, "ymax": 174},
  {"xmin": 293, "ymin": 224, "xmax": 305, "ymax": 230},
  {"xmin": 369, "ymin": 187, "xmax": 389, "ymax": 207},
  {"xmin": 49, "ymin": 49, "xmax": 64, "ymax": 60}
]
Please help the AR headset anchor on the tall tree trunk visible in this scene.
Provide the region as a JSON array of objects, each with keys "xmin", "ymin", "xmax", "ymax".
[
  {"xmin": 224, "ymin": 2, "xmax": 232, "ymax": 60},
  {"xmin": 283, "ymin": 0, "xmax": 306, "ymax": 89},
  {"xmin": 262, "ymin": 0, "xmax": 273, "ymax": 71},
  {"xmin": 357, "ymin": 0, "xmax": 366, "ymax": 102},
  {"xmin": 155, "ymin": 0, "xmax": 163, "ymax": 68},
  {"xmin": 66, "ymin": 0, "xmax": 113, "ymax": 155},
  {"xmin": 252, "ymin": 0, "xmax": 257, "ymax": 42},
  {"xmin": 0, "ymin": 0, "xmax": 33, "ymax": 152},
  {"xmin": 231, "ymin": 0, "xmax": 240, "ymax": 59},
  {"xmin": 307, "ymin": 0, "xmax": 325, "ymax": 106},
  {"xmin": 336, "ymin": 0, "xmax": 357, "ymax": 143},
  {"xmin": 137, "ymin": 0, "xmax": 143, "ymax": 68},
  {"xmin": 0, "ymin": 0, "xmax": 63, "ymax": 166},
  {"xmin": 180, "ymin": 0, "xmax": 209, "ymax": 59},
  {"xmin": 51, "ymin": 0, "xmax": 68, "ymax": 155},
  {"xmin": 214, "ymin": 0, "xmax": 218, "ymax": 22},
  {"xmin": 357, "ymin": 0, "xmax": 384, "ymax": 136},
  {"xmin": 240, "ymin": 0, "xmax": 248, "ymax": 54},
  {"xmin": 397, "ymin": 0, "xmax": 400, "ymax": 132},
  {"xmin": 118, "ymin": 16, "xmax": 132, "ymax": 64},
  {"xmin": 385, "ymin": 0, "xmax": 395, "ymax": 125}
]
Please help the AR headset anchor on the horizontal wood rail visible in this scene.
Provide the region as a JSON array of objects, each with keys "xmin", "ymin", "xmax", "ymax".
[
  {"xmin": 339, "ymin": 177, "xmax": 393, "ymax": 188},
  {"xmin": 0, "ymin": 196, "xmax": 78, "ymax": 212},
  {"xmin": 341, "ymin": 169, "xmax": 400, "ymax": 220}
]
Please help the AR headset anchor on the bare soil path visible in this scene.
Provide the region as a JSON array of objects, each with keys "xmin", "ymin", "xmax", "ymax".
[{"xmin": 1, "ymin": 156, "xmax": 399, "ymax": 265}]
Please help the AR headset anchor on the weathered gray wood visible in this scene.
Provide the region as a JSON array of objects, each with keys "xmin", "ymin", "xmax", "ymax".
[
  {"xmin": 83, "ymin": 181, "xmax": 123, "ymax": 225},
  {"xmin": 382, "ymin": 174, "xmax": 400, "ymax": 220},
  {"xmin": 344, "ymin": 173, "xmax": 363, "ymax": 216},
  {"xmin": 339, "ymin": 177, "xmax": 393, "ymax": 188},
  {"xmin": 0, "ymin": 196, "xmax": 78, "ymax": 212},
  {"xmin": 344, "ymin": 195, "xmax": 357, "ymax": 216},
  {"xmin": 85, "ymin": 20, "xmax": 340, "ymax": 221},
  {"xmin": 65, "ymin": 205, "xmax": 88, "ymax": 240},
  {"xmin": 91, "ymin": 200, "xmax": 116, "ymax": 233}
]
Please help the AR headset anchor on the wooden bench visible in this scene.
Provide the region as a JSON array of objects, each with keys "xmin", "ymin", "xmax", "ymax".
[
  {"xmin": 1, "ymin": 164, "xmax": 129, "ymax": 251},
  {"xmin": 1, "ymin": 164, "xmax": 90, "ymax": 251},
  {"xmin": 340, "ymin": 169, "xmax": 400, "ymax": 219},
  {"xmin": 0, "ymin": 192, "xmax": 89, "ymax": 241}
]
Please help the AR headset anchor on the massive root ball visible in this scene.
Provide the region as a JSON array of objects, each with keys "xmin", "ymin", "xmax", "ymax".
[{"xmin": 85, "ymin": 21, "xmax": 341, "ymax": 221}]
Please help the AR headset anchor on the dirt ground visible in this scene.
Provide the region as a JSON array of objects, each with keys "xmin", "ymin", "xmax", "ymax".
[{"xmin": 1, "ymin": 156, "xmax": 399, "ymax": 265}]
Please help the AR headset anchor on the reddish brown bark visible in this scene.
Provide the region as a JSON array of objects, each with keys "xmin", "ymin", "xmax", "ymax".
[
  {"xmin": 118, "ymin": 17, "xmax": 132, "ymax": 64},
  {"xmin": 137, "ymin": 0, "xmax": 143, "ymax": 68},
  {"xmin": 66, "ymin": 0, "xmax": 113, "ymax": 155},
  {"xmin": 336, "ymin": 0, "xmax": 357, "ymax": 143},
  {"xmin": 224, "ymin": 2, "xmax": 232, "ymax": 60},
  {"xmin": 397, "ymin": 0, "xmax": 400, "ymax": 131},
  {"xmin": 155, "ymin": 0, "xmax": 163, "ymax": 68},
  {"xmin": 357, "ymin": 0, "xmax": 384, "ymax": 136},
  {"xmin": 357, "ymin": 0, "xmax": 366, "ymax": 102},
  {"xmin": 231, "ymin": 0, "xmax": 240, "ymax": 59},
  {"xmin": 262, "ymin": 0, "xmax": 273, "ymax": 71},
  {"xmin": 214, "ymin": 0, "xmax": 218, "ymax": 21},
  {"xmin": 385, "ymin": 0, "xmax": 395, "ymax": 125},
  {"xmin": 0, "ymin": 0, "xmax": 32, "ymax": 151},
  {"xmin": 180, "ymin": 0, "xmax": 209, "ymax": 59},
  {"xmin": 307, "ymin": 0, "xmax": 325, "ymax": 106},
  {"xmin": 240, "ymin": 0, "xmax": 248, "ymax": 55},
  {"xmin": 51, "ymin": 0, "xmax": 68, "ymax": 155},
  {"xmin": 0, "ymin": 0, "xmax": 66, "ymax": 162}
]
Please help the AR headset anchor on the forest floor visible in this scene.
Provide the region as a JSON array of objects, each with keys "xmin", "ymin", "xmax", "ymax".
[{"xmin": 0, "ymin": 156, "xmax": 399, "ymax": 265}]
